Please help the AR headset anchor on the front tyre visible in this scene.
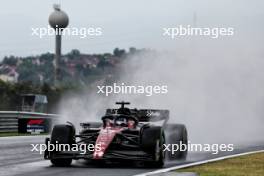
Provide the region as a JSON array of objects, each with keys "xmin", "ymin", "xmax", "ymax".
[
  {"xmin": 50, "ymin": 124, "xmax": 75, "ymax": 166},
  {"xmin": 51, "ymin": 158, "xmax": 72, "ymax": 167},
  {"xmin": 141, "ymin": 127, "xmax": 165, "ymax": 168}
]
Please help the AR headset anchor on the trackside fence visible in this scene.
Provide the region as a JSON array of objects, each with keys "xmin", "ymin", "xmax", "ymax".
[{"xmin": 0, "ymin": 111, "xmax": 59, "ymax": 133}]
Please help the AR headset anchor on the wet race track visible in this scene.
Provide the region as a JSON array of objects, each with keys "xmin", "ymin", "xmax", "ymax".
[{"xmin": 0, "ymin": 136, "xmax": 263, "ymax": 176}]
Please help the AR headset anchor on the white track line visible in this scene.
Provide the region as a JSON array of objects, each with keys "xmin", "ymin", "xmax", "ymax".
[
  {"xmin": 134, "ymin": 149, "xmax": 264, "ymax": 176},
  {"xmin": 0, "ymin": 135, "xmax": 48, "ymax": 140}
]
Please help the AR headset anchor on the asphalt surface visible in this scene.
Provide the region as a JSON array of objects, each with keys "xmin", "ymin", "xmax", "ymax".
[{"xmin": 0, "ymin": 136, "xmax": 263, "ymax": 176}]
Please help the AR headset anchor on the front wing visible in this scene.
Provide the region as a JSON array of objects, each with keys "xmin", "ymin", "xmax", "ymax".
[{"xmin": 44, "ymin": 137, "xmax": 154, "ymax": 162}]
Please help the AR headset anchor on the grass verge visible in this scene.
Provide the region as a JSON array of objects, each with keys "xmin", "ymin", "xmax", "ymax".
[{"xmin": 178, "ymin": 152, "xmax": 264, "ymax": 176}]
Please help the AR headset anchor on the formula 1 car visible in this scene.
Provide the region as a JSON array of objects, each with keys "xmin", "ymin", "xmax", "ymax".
[{"xmin": 44, "ymin": 101, "xmax": 188, "ymax": 167}]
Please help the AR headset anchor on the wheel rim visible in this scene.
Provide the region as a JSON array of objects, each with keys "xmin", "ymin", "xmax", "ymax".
[
  {"xmin": 155, "ymin": 136, "xmax": 165, "ymax": 162},
  {"xmin": 155, "ymin": 140, "xmax": 161, "ymax": 161}
]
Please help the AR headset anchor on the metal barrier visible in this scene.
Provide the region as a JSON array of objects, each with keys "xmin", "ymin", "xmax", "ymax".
[
  {"xmin": 0, "ymin": 112, "xmax": 18, "ymax": 132},
  {"xmin": 0, "ymin": 111, "xmax": 59, "ymax": 133}
]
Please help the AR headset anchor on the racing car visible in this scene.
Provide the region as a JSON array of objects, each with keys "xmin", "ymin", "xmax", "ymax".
[{"xmin": 44, "ymin": 101, "xmax": 188, "ymax": 167}]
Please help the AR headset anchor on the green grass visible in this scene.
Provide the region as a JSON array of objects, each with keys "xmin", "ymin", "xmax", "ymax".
[
  {"xmin": 178, "ymin": 152, "xmax": 264, "ymax": 176},
  {"xmin": 0, "ymin": 132, "xmax": 49, "ymax": 137}
]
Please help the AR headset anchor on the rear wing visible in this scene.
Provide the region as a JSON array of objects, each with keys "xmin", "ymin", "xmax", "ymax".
[{"xmin": 105, "ymin": 109, "xmax": 169, "ymax": 123}]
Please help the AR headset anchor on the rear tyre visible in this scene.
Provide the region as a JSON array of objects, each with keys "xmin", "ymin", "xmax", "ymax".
[
  {"xmin": 50, "ymin": 124, "xmax": 75, "ymax": 166},
  {"xmin": 165, "ymin": 124, "xmax": 188, "ymax": 160},
  {"xmin": 141, "ymin": 126, "xmax": 165, "ymax": 168}
]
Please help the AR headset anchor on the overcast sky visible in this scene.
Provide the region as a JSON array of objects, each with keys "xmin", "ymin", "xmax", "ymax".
[{"xmin": 0, "ymin": 0, "xmax": 263, "ymax": 59}]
